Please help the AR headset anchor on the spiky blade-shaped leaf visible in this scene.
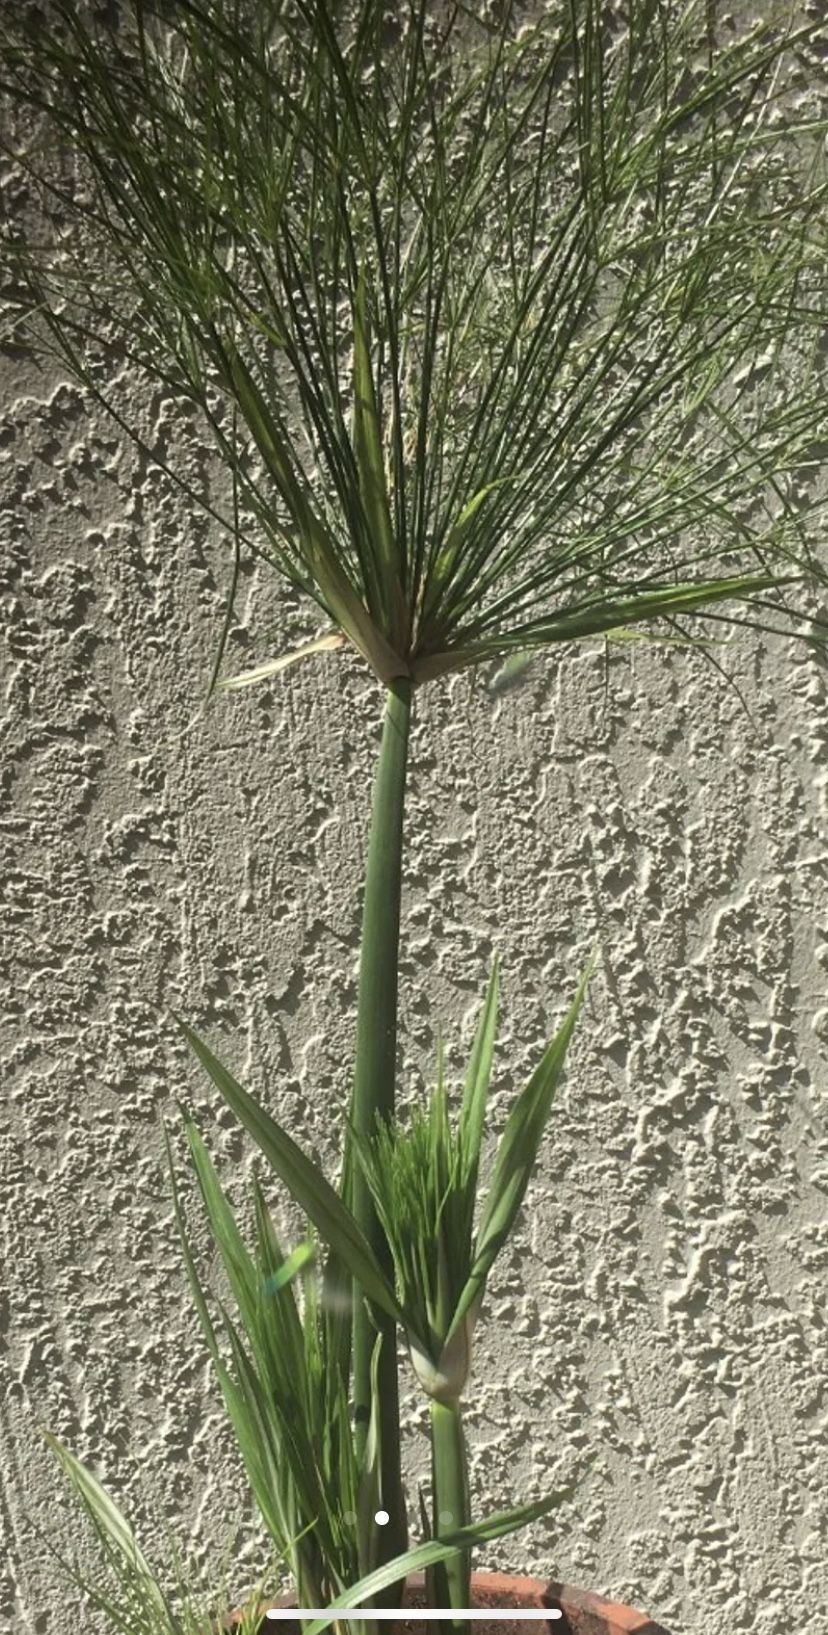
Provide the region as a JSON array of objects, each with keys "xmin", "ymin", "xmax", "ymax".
[
  {"xmin": 176, "ymin": 1015, "xmax": 407, "ymax": 1330},
  {"xmin": 37, "ymin": 1431, "xmax": 177, "ymax": 1635},
  {"xmin": 249, "ymin": 1172, "xmax": 315, "ymax": 1440},
  {"xmin": 182, "ymin": 1111, "xmax": 259, "ymax": 1325},
  {"xmin": 218, "ymin": 1301, "xmax": 300, "ymax": 1550},
  {"xmin": 448, "ymin": 955, "xmax": 596, "ymax": 1342},
  {"xmin": 414, "ymin": 573, "xmax": 800, "ymax": 680},
  {"xmin": 457, "ymin": 961, "xmax": 500, "ymax": 1208},
  {"xmin": 355, "ymin": 1331, "xmax": 384, "ymax": 1584},
  {"xmin": 251, "ymin": 1171, "xmax": 309, "ymax": 1351},
  {"xmin": 164, "ymin": 1125, "xmax": 294, "ymax": 1550},
  {"xmin": 40, "ymin": 1430, "xmax": 170, "ymax": 1626}
]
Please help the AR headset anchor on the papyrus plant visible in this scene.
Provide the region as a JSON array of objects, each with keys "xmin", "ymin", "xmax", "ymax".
[{"xmin": 3, "ymin": 0, "xmax": 827, "ymax": 1623}]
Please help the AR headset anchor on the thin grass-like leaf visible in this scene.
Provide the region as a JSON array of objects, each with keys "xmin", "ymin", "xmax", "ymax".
[
  {"xmin": 183, "ymin": 1113, "xmax": 260, "ymax": 1322},
  {"xmin": 457, "ymin": 962, "xmax": 500, "ymax": 1206},
  {"xmin": 355, "ymin": 1332, "xmax": 384, "ymax": 1582},
  {"xmin": 414, "ymin": 572, "xmax": 801, "ymax": 680},
  {"xmin": 219, "ymin": 633, "xmax": 345, "ymax": 690},
  {"xmin": 449, "ymin": 955, "xmax": 597, "ymax": 1342},
  {"xmin": 352, "ymin": 264, "xmax": 406, "ymax": 648},
  {"xmin": 175, "ymin": 1015, "xmax": 409, "ymax": 1332},
  {"xmin": 165, "ymin": 1126, "xmax": 292, "ymax": 1549},
  {"xmin": 39, "ymin": 1431, "xmax": 172, "ymax": 1630}
]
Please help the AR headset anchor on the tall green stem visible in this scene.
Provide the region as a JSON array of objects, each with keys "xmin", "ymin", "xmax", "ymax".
[
  {"xmin": 348, "ymin": 676, "xmax": 412, "ymax": 1590},
  {"xmin": 429, "ymin": 1398, "xmax": 471, "ymax": 1632}
]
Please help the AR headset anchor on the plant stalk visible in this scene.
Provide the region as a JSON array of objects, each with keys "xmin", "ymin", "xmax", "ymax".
[
  {"xmin": 429, "ymin": 1397, "xmax": 471, "ymax": 1633},
  {"xmin": 348, "ymin": 676, "xmax": 413, "ymax": 1593}
]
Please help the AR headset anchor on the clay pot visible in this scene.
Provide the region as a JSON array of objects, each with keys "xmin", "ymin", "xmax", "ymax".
[{"xmin": 233, "ymin": 1569, "xmax": 674, "ymax": 1635}]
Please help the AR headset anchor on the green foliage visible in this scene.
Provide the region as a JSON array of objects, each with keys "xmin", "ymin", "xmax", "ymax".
[
  {"xmin": 166, "ymin": 1117, "xmax": 358, "ymax": 1606},
  {"xmin": 353, "ymin": 956, "xmax": 594, "ymax": 1400},
  {"xmin": 172, "ymin": 1022, "xmax": 407, "ymax": 1331},
  {"xmin": 37, "ymin": 1431, "xmax": 297, "ymax": 1635},
  {"xmin": 179, "ymin": 954, "xmax": 593, "ymax": 1409},
  {"xmin": 1, "ymin": 0, "xmax": 826, "ymax": 689},
  {"xmin": 172, "ymin": 954, "xmax": 592, "ymax": 1618}
]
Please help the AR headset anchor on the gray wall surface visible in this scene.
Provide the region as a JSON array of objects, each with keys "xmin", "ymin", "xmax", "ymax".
[{"xmin": 2, "ymin": 12, "xmax": 828, "ymax": 1635}]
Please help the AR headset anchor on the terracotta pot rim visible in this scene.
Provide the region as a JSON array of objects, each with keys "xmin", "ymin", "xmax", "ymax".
[{"xmin": 241, "ymin": 1567, "xmax": 674, "ymax": 1635}]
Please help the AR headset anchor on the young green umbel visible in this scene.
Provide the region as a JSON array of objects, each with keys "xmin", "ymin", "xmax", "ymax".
[
  {"xmin": 352, "ymin": 960, "xmax": 591, "ymax": 1616},
  {"xmin": 5, "ymin": 0, "xmax": 827, "ymax": 1624}
]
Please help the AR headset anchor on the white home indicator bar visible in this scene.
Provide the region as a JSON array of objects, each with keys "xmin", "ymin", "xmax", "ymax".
[{"xmin": 264, "ymin": 1612, "xmax": 562, "ymax": 1622}]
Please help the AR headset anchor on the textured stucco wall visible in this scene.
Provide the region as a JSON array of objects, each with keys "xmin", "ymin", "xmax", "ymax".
[{"xmin": 2, "ymin": 14, "xmax": 828, "ymax": 1635}]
